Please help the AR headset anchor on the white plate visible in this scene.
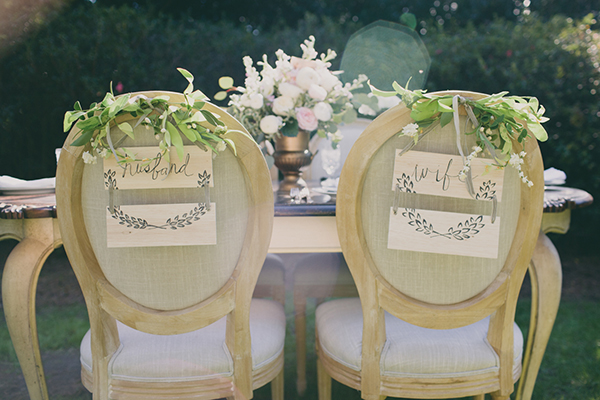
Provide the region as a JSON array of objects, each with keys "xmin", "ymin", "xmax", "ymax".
[
  {"xmin": 312, "ymin": 187, "xmax": 337, "ymax": 195},
  {"xmin": 0, "ymin": 188, "xmax": 55, "ymax": 195}
]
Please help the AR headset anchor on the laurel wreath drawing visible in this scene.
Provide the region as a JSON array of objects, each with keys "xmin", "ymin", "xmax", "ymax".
[
  {"xmin": 107, "ymin": 169, "xmax": 211, "ymax": 230},
  {"xmin": 111, "ymin": 204, "xmax": 207, "ymax": 230},
  {"xmin": 394, "ymin": 174, "xmax": 487, "ymax": 241},
  {"xmin": 401, "ymin": 208, "xmax": 485, "ymax": 240},
  {"xmin": 104, "ymin": 169, "xmax": 118, "ymax": 190},
  {"xmin": 475, "ymin": 180, "xmax": 496, "ymax": 200}
]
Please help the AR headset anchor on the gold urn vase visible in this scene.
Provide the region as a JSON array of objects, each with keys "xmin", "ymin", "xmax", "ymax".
[{"xmin": 273, "ymin": 129, "xmax": 313, "ymax": 198}]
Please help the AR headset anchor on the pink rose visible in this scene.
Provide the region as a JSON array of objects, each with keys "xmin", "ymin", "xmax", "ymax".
[{"xmin": 295, "ymin": 107, "xmax": 319, "ymax": 132}]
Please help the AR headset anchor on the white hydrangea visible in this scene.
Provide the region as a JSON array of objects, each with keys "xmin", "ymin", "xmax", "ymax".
[
  {"xmin": 401, "ymin": 123, "xmax": 420, "ymax": 137},
  {"xmin": 82, "ymin": 151, "xmax": 97, "ymax": 164},
  {"xmin": 272, "ymin": 96, "xmax": 295, "ymax": 116}
]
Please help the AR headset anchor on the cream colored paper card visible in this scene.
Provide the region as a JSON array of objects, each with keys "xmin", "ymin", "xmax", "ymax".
[
  {"xmin": 103, "ymin": 146, "xmax": 213, "ymax": 190},
  {"xmin": 392, "ymin": 150, "xmax": 504, "ymax": 201},
  {"xmin": 106, "ymin": 203, "xmax": 216, "ymax": 248},
  {"xmin": 388, "ymin": 207, "xmax": 500, "ymax": 259}
]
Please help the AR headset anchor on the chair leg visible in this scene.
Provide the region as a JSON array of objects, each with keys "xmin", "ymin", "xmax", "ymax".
[
  {"xmin": 317, "ymin": 358, "xmax": 332, "ymax": 400},
  {"xmin": 294, "ymin": 289, "xmax": 308, "ymax": 395},
  {"xmin": 271, "ymin": 367, "xmax": 284, "ymax": 400}
]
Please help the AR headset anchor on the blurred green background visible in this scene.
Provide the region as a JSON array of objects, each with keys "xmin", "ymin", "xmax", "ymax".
[{"xmin": 0, "ymin": 0, "xmax": 598, "ymax": 252}]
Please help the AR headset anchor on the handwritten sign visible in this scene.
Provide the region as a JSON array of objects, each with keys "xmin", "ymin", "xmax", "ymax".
[
  {"xmin": 392, "ymin": 150, "xmax": 504, "ymax": 201},
  {"xmin": 387, "ymin": 208, "xmax": 500, "ymax": 258},
  {"xmin": 106, "ymin": 203, "xmax": 216, "ymax": 248},
  {"xmin": 103, "ymin": 146, "xmax": 213, "ymax": 190}
]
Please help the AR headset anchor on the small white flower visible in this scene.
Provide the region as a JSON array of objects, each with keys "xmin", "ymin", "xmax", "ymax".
[
  {"xmin": 509, "ymin": 153, "xmax": 524, "ymax": 167},
  {"xmin": 155, "ymin": 134, "xmax": 160, "ymax": 140},
  {"xmin": 159, "ymin": 114, "xmax": 165, "ymax": 120},
  {"xmin": 308, "ymin": 84, "xmax": 328, "ymax": 101},
  {"xmin": 272, "ymin": 96, "xmax": 295, "ymax": 116},
  {"xmin": 161, "ymin": 128, "xmax": 167, "ymax": 133},
  {"xmin": 520, "ymin": 151, "xmax": 526, "ymax": 157},
  {"xmin": 144, "ymin": 117, "xmax": 151, "ymax": 124},
  {"xmin": 527, "ymin": 181, "xmax": 534, "ymax": 187},
  {"xmin": 82, "ymin": 151, "xmax": 97, "ymax": 164},
  {"xmin": 96, "ymin": 147, "xmax": 109, "ymax": 158},
  {"xmin": 313, "ymin": 102, "xmax": 333, "ymax": 121},
  {"xmin": 216, "ymin": 141, "xmax": 227, "ymax": 152},
  {"xmin": 401, "ymin": 123, "xmax": 420, "ymax": 137},
  {"xmin": 260, "ymin": 115, "xmax": 283, "ymax": 134}
]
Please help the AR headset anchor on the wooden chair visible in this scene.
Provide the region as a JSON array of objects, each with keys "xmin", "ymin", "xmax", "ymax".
[
  {"xmin": 56, "ymin": 91, "xmax": 284, "ymax": 400},
  {"xmin": 316, "ymin": 91, "xmax": 545, "ymax": 400}
]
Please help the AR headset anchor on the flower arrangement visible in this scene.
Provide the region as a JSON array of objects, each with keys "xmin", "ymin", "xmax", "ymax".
[
  {"xmin": 63, "ymin": 69, "xmax": 236, "ymax": 165},
  {"xmin": 216, "ymin": 36, "xmax": 367, "ymax": 151},
  {"xmin": 372, "ymin": 82, "xmax": 549, "ymax": 186}
]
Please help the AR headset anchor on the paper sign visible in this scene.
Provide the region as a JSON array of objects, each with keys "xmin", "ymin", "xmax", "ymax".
[
  {"xmin": 392, "ymin": 150, "xmax": 504, "ymax": 201},
  {"xmin": 106, "ymin": 203, "xmax": 216, "ymax": 248},
  {"xmin": 103, "ymin": 146, "xmax": 213, "ymax": 190},
  {"xmin": 387, "ymin": 207, "xmax": 500, "ymax": 259}
]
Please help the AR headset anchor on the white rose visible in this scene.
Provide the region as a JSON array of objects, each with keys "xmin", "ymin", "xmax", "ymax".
[
  {"xmin": 308, "ymin": 84, "xmax": 328, "ymax": 101},
  {"xmin": 249, "ymin": 93, "xmax": 264, "ymax": 109},
  {"xmin": 272, "ymin": 96, "xmax": 295, "ymax": 116},
  {"xmin": 295, "ymin": 67, "xmax": 320, "ymax": 90},
  {"xmin": 279, "ymin": 82, "xmax": 304, "ymax": 99},
  {"xmin": 260, "ymin": 115, "xmax": 283, "ymax": 134},
  {"xmin": 317, "ymin": 69, "xmax": 340, "ymax": 91},
  {"xmin": 313, "ymin": 102, "xmax": 333, "ymax": 121}
]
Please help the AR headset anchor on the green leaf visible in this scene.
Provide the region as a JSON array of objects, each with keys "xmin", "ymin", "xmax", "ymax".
[
  {"xmin": 219, "ymin": 76, "xmax": 234, "ymax": 90},
  {"xmin": 342, "ymin": 107, "xmax": 358, "ymax": 124},
  {"xmin": 200, "ymin": 110, "xmax": 221, "ymax": 127},
  {"xmin": 399, "ymin": 12, "xmax": 417, "ymax": 30},
  {"xmin": 76, "ymin": 116, "xmax": 102, "ymax": 130},
  {"xmin": 117, "ymin": 122, "xmax": 134, "ymax": 139},
  {"xmin": 223, "ymin": 138, "xmax": 237, "ymax": 156},
  {"xmin": 74, "ymin": 101, "xmax": 82, "ymax": 111},
  {"xmin": 527, "ymin": 122, "xmax": 548, "ymax": 142},
  {"xmin": 178, "ymin": 67, "xmax": 194, "ymax": 94},
  {"xmin": 178, "ymin": 123, "xmax": 197, "ymax": 141},
  {"xmin": 281, "ymin": 119, "xmax": 299, "ymax": 136},
  {"xmin": 70, "ymin": 130, "xmax": 94, "ymax": 146},
  {"xmin": 167, "ymin": 122, "xmax": 185, "ymax": 161},
  {"xmin": 214, "ymin": 91, "xmax": 228, "ymax": 101},
  {"xmin": 410, "ymin": 100, "xmax": 438, "ymax": 121},
  {"xmin": 440, "ymin": 111, "xmax": 453, "ymax": 127}
]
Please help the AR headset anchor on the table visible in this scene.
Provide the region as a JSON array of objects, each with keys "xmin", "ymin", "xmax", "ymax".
[{"xmin": 0, "ymin": 187, "xmax": 593, "ymax": 400}]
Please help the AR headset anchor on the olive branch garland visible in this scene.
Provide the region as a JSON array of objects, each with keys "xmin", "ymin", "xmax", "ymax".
[
  {"xmin": 108, "ymin": 171, "xmax": 211, "ymax": 230},
  {"xmin": 394, "ymin": 174, "xmax": 488, "ymax": 241}
]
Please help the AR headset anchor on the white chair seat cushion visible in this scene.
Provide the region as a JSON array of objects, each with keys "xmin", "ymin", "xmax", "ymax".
[
  {"xmin": 316, "ymin": 298, "xmax": 523, "ymax": 378},
  {"xmin": 81, "ymin": 299, "xmax": 285, "ymax": 382}
]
